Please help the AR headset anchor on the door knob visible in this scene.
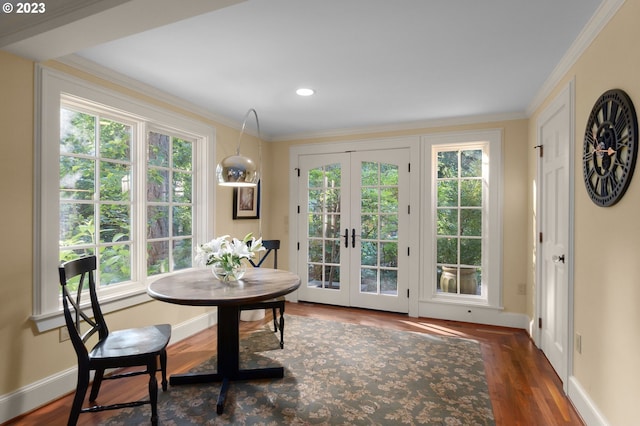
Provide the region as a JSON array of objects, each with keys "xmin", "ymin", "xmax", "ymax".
[{"xmin": 552, "ymin": 254, "xmax": 565, "ymax": 264}]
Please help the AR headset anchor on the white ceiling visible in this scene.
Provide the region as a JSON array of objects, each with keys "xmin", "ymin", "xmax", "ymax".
[{"xmin": 2, "ymin": 0, "xmax": 605, "ymax": 140}]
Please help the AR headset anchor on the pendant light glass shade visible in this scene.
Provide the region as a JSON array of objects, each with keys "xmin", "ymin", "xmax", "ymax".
[{"xmin": 216, "ymin": 108, "xmax": 261, "ymax": 186}]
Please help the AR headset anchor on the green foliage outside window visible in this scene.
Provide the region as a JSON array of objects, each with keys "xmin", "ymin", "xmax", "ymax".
[
  {"xmin": 436, "ymin": 149, "xmax": 484, "ymax": 295},
  {"xmin": 59, "ymin": 109, "xmax": 132, "ymax": 290},
  {"xmin": 59, "ymin": 108, "xmax": 195, "ymax": 291}
]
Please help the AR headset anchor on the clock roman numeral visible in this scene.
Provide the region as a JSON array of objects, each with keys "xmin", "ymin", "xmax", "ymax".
[
  {"xmin": 600, "ymin": 175, "xmax": 609, "ymax": 197},
  {"xmin": 614, "ymin": 110, "xmax": 628, "ymax": 135},
  {"xmin": 616, "ymin": 133, "xmax": 631, "ymax": 147},
  {"xmin": 609, "ymin": 101, "xmax": 619, "ymax": 125}
]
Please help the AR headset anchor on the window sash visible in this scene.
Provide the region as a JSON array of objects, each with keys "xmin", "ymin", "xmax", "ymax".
[
  {"xmin": 422, "ymin": 130, "xmax": 502, "ymax": 308},
  {"xmin": 32, "ymin": 66, "xmax": 216, "ymax": 332}
]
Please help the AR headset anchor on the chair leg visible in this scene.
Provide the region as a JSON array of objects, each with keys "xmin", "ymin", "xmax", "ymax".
[
  {"xmin": 88, "ymin": 368, "xmax": 104, "ymax": 401},
  {"xmin": 68, "ymin": 369, "xmax": 90, "ymax": 426},
  {"xmin": 278, "ymin": 306, "xmax": 285, "ymax": 349},
  {"xmin": 148, "ymin": 361, "xmax": 159, "ymax": 426},
  {"xmin": 159, "ymin": 350, "xmax": 168, "ymax": 391}
]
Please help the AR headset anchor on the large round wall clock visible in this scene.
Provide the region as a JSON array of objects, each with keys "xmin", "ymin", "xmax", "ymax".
[{"xmin": 583, "ymin": 89, "xmax": 638, "ymax": 207}]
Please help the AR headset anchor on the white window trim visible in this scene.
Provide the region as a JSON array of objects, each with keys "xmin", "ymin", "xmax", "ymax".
[
  {"xmin": 421, "ymin": 129, "xmax": 503, "ymax": 309},
  {"xmin": 32, "ymin": 65, "xmax": 216, "ymax": 332}
]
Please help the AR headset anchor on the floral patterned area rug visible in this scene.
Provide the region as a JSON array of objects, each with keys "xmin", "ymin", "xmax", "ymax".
[{"xmin": 107, "ymin": 315, "xmax": 494, "ymax": 425}]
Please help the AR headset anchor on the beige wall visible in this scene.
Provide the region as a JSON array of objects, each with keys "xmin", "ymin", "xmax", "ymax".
[
  {"xmin": 0, "ymin": 50, "xmax": 36, "ymax": 394},
  {"xmin": 528, "ymin": 0, "xmax": 640, "ymax": 423}
]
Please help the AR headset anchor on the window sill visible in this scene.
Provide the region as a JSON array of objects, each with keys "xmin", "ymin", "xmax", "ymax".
[{"xmin": 31, "ymin": 290, "xmax": 153, "ymax": 333}]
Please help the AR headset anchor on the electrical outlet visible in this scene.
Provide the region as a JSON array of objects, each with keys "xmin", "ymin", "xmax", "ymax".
[
  {"xmin": 59, "ymin": 326, "xmax": 70, "ymax": 342},
  {"xmin": 576, "ymin": 334, "xmax": 582, "ymax": 354}
]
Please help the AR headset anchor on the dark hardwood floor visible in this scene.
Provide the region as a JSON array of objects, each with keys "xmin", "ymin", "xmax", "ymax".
[{"xmin": 5, "ymin": 302, "xmax": 584, "ymax": 425}]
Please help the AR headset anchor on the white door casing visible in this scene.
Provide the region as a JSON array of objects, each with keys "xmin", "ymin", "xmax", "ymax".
[{"xmin": 535, "ymin": 80, "xmax": 574, "ymax": 392}]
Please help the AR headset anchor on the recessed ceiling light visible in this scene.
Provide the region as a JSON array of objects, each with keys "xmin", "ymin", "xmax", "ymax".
[{"xmin": 296, "ymin": 88, "xmax": 315, "ymax": 97}]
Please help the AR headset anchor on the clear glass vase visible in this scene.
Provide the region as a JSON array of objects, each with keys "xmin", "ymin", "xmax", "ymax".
[{"xmin": 211, "ymin": 261, "xmax": 246, "ymax": 282}]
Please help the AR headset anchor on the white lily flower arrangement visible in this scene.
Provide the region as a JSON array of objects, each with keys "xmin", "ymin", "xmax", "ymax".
[{"xmin": 195, "ymin": 233, "xmax": 265, "ymax": 275}]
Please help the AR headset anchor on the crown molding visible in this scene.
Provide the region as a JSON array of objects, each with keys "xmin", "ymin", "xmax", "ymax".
[
  {"xmin": 527, "ymin": 0, "xmax": 625, "ymax": 116},
  {"xmin": 274, "ymin": 111, "xmax": 527, "ymax": 142},
  {"xmin": 56, "ymin": 54, "xmax": 245, "ymax": 133}
]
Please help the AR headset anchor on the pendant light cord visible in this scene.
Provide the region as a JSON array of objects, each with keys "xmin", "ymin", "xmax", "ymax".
[{"xmin": 238, "ymin": 108, "xmax": 263, "ymax": 238}]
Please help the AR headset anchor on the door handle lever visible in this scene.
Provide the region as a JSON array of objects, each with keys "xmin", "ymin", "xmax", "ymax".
[
  {"xmin": 344, "ymin": 228, "xmax": 349, "ymax": 248},
  {"xmin": 352, "ymin": 228, "xmax": 356, "ymax": 248}
]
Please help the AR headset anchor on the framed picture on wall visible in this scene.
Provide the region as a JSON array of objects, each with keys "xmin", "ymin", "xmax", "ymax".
[{"xmin": 233, "ymin": 181, "xmax": 260, "ymax": 219}]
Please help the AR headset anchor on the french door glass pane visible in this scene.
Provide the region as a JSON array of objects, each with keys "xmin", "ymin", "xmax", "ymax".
[
  {"xmin": 359, "ymin": 161, "xmax": 399, "ymax": 296},
  {"xmin": 361, "ymin": 214, "xmax": 378, "ymax": 239},
  {"xmin": 307, "ymin": 164, "xmax": 342, "ymax": 289}
]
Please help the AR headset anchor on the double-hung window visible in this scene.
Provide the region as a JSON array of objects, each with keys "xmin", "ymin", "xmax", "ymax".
[
  {"xmin": 423, "ymin": 130, "xmax": 502, "ymax": 308},
  {"xmin": 33, "ymin": 67, "xmax": 215, "ymax": 331}
]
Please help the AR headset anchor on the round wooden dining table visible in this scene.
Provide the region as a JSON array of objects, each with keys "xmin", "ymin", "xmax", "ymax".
[{"xmin": 147, "ymin": 267, "xmax": 300, "ymax": 414}]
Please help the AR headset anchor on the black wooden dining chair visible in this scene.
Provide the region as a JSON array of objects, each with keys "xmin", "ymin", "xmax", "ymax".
[
  {"xmin": 242, "ymin": 239, "xmax": 286, "ymax": 348},
  {"xmin": 59, "ymin": 255, "xmax": 171, "ymax": 426}
]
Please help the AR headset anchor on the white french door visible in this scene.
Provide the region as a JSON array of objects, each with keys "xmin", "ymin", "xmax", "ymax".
[{"xmin": 295, "ymin": 148, "xmax": 410, "ymax": 313}]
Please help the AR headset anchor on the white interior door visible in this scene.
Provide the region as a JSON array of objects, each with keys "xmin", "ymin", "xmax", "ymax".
[
  {"xmin": 537, "ymin": 83, "xmax": 573, "ymax": 388},
  {"xmin": 296, "ymin": 149, "xmax": 410, "ymax": 313}
]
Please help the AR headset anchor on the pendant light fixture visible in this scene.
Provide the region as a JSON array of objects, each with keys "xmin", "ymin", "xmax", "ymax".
[{"xmin": 216, "ymin": 108, "xmax": 261, "ymax": 187}]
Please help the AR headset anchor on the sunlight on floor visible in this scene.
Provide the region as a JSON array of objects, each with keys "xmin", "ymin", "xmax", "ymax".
[{"xmin": 400, "ymin": 320, "xmax": 472, "ymax": 338}]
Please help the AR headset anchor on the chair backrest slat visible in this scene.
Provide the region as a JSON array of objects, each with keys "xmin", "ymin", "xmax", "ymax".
[
  {"xmin": 249, "ymin": 239, "xmax": 280, "ymax": 269},
  {"xmin": 59, "ymin": 256, "xmax": 109, "ymax": 356}
]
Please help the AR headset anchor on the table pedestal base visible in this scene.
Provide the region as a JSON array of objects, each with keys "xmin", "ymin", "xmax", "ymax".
[
  {"xmin": 169, "ymin": 367, "xmax": 284, "ymax": 413},
  {"xmin": 168, "ymin": 305, "xmax": 283, "ymax": 414}
]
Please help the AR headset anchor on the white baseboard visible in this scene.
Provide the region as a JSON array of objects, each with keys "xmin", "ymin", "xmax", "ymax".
[
  {"xmin": 0, "ymin": 310, "xmax": 217, "ymax": 424},
  {"xmin": 568, "ymin": 376, "xmax": 610, "ymax": 426},
  {"xmin": 418, "ymin": 300, "xmax": 530, "ymax": 329}
]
